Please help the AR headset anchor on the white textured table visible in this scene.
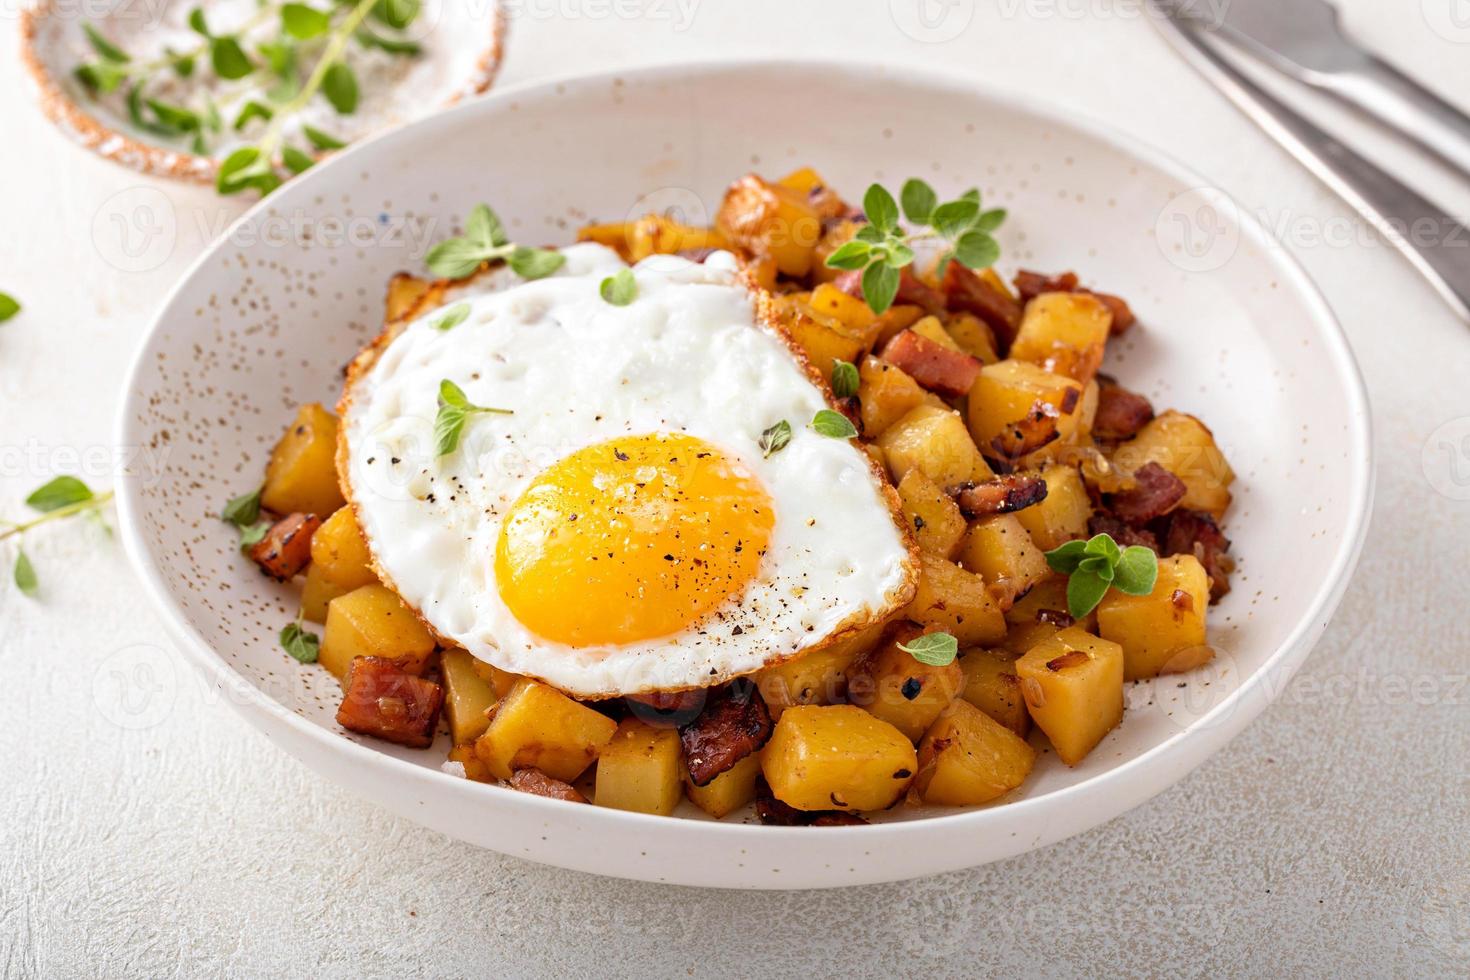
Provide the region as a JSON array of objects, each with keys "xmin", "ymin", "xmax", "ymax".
[{"xmin": 2, "ymin": 2, "xmax": 1467, "ymax": 975}]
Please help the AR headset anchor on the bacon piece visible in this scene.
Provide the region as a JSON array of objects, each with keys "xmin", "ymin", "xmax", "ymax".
[
  {"xmin": 954, "ymin": 474, "xmax": 1050, "ymax": 516},
  {"xmin": 508, "ymin": 768, "xmax": 589, "ymax": 803},
  {"xmin": 1159, "ymin": 509, "xmax": 1234, "ymax": 600},
  {"xmin": 1109, "ymin": 461, "xmax": 1186, "ymax": 523},
  {"xmin": 880, "ymin": 329, "xmax": 983, "ymax": 397},
  {"xmin": 1093, "ymin": 379, "xmax": 1155, "ymax": 440},
  {"xmin": 753, "ymin": 784, "xmax": 870, "ymax": 826},
  {"xmin": 625, "ymin": 689, "xmax": 707, "ymax": 729},
  {"xmin": 833, "ymin": 267, "xmax": 945, "ymax": 314},
  {"xmin": 679, "ymin": 681, "xmax": 773, "ymax": 787},
  {"xmin": 941, "ymin": 262, "xmax": 1023, "ymax": 352},
  {"xmin": 336, "ymin": 657, "xmax": 444, "ymax": 749},
  {"xmin": 1087, "ymin": 513, "xmax": 1159, "ymax": 552},
  {"xmin": 248, "ymin": 512, "xmax": 321, "ymax": 581},
  {"xmin": 1013, "ymin": 269, "xmax": 1136, "ymax": 335},
  {"xmin": 989, "ymin": 400, "xmax": 1061, "ymax": 460}
]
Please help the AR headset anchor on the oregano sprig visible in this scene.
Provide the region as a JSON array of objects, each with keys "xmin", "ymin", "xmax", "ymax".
[
  {"xmin": 898, "ymin": 631, "xmax": 959, "ymax": 666},
  {"xmin": 2, "ymin": 476, "xmax": 115, "ymax": 598},
  {"xmin": 824, "ymin": 178, "xmax": 1007, "ymax": 314},
  {"xmin": 425, "ymin": 204, "xmax": 567, "ymax": 281},
  {"xmin": 434, "ymin": 380, "xmax": 513, "ymax": 457},
  {"xmin": 1044, "ymin": 532, "xmax": 1159, "ymax": 619}
]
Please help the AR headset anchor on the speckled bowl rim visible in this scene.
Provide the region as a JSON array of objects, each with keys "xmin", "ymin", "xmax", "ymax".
[
  {"xmin": 115, "ymin": 57, "xmax": 1374, "ymax": 888},
  {"xmin": 19, "ymin": 0, "xmax": 509, "ymax": 183}
]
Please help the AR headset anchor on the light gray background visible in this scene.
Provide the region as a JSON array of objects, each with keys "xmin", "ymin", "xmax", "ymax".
[{"xmin": 2, "ymin": 1, "xmax": 1467, "ymax": 976}]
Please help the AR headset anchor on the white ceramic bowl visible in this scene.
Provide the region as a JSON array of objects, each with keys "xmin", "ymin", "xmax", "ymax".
[{"xmin": 116, "ymin": 59, "xmax": 1373, "ymax": 889}]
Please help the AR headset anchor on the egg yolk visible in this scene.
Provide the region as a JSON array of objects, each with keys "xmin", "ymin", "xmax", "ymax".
[{"xmin": 495, "ymin": 433, "xmax": 775, "ymax": 647}]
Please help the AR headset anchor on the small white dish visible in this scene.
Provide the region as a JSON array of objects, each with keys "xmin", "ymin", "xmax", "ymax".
[
  {"xmin": 116, "ymin": 59, "xmax": 1373, "ymax": 889},
  {"xmin": 21, "ymin": 0, "xmax": 507, "ymax": 183}
]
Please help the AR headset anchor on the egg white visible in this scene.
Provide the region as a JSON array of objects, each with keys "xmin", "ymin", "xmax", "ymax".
[{"xmin": 339, "ymin": 244, "xmax": 914, "ymax": 697}]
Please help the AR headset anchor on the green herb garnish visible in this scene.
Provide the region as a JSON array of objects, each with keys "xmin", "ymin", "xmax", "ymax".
[
  {"xmin": 280, "ymin": 619, "xmax": 321, "ymax": 663},
  {"xmin": 810, "ymin": 409, "xmax": 858, "ymax": 440},
  {"xmin": 599, "ymin": 268, "xmax": 638, "ymax": 306},
  {"xmin": 434, "ymin": 379, "xmax": 513, "ymax": 456},
  {"xmin": 221, "ymin": 486, "xmax": 263, "ymax": 525},
  {"xmin": 0, "ymin": 293, "xmax": 18, "ymax": 322},
  {"xmin": 824, "ymin": 179, "xmax": 1006, "ymax": 314},
  {"xmin": 1044, "ymin": 532, "xmax": 1159, "ymax": 619},
  {"xmin": 425, "ymin": 204, "xmax": 567, "ymax": 282},
  {"xmin": 758, "ymin": 420, "xmax": 792, "ymax": 458},
  {"xmin": 830, "ymin": 360, "xmax": 859, "ymax": 398},
  {"xmin": 897, "ymin": 631, "xmax": 958, "ymax": 666},
  {"xmin": 3, "ymin": 477, "xmax": 114, "ymax": 596},
  {"xmin": 433, "ymin": 302, "xmax": 471, "ymax": 331}
]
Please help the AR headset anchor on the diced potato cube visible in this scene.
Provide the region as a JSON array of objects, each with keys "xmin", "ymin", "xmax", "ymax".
[
  {"xmin": 846, "ymin": 624, "xmax": 964, "ymax": 742},
  {"xmin": 262, "ymin": 403, "xmax": 345, "ymax": 517},
  {"xmin": 909, "ymin": 315, "xmax": 962, "ymax": 352},
  {"xmin": 914, "ymin": 699, "xmax": 1036, "ymax": 805},
  {"xmin": 385, "ymin": 273, "xmax": 434, "ymax": 323},
  {"xmin": 786, "ymin": 303, "xmax": 866, "ymax": 376},
  {"xmin": 1005, "ymin": 574, "xmax": 1096, "ymax": 631},
  {"xmin": 301, "ymin": 563, "xmax": 350, "ymax": 624},
  {"xmin": 755, "ymin": 620, "xmax": 886, "ymax": 718},
  {"xmin": 858, "ymin": 355, "xmax": 928, "ymax": 438},
  {"xmin": 1013, "ymin": 463, "xmax": 1091, "ymax": 551},
  {"xmin": 943, "ymin": 312, "xmax": 999, "ymax": 363},
  {"xmin": 716, "ymin": 174, "xmax": 823, "ymax": 277},
  {"xmin": 447, "ymin": 743, "xmax": 494, "ymax": 783},
  {"xmin": 1016, "ymin": 627, "xmax": 1124, "ymax": 766},
  {"xmin": 1008, "ymin": 292, "xmax": 1112, "ymax": 379},
  {"xmin": 966, "ymin": 360, "xmax": 1084, "ymax": 460},
  {"xmin": 878, "ymin": 404, "xmax": 994, "ymax": 490},
  {"xmin": 595, "ymin": 719, "xmax": 684, "ymax": 816},
  {"xmin": 310, "ymin": 506, "xmax": 377, "ymax": 590},
  {"xmin": 626, "ymin": 215, "xmax": 729, "ymax": 261},
  {"xmin": 761, "ymin": 705, "xmax": 917, "ymax": 812},
  {"xmin": 776, "ymin": 166, "xmax": 826, "ymax": 194},
  {"xmin": 474, "ymin": 679, "xmax": 618, "ymax": 781},
  {"xmin": 957, "ymin": 514, "xmax": 1049, "ymax": 604},
  {"xmin": 958, "ymin": 647, "xmax": 1030, "ymax": 737},
  {"xmin": 441, "ymin": 648, "xmax": 498, "ymax": 745},
  {"xmin": 685, "ymin": 752, "xmax": 762, "ymax": 819},
  {"xmin": 470, "ymin": 659, "xmax": 521, "ymax": 700},
  {"xmin": 1112, "ymin": 410, "xmax": 1235, "ymax": 518},
  {"xmin": 871, "ymin": 304, "xmax": 927, "ymax": 349},
  {"xmin": 896, "ymin": 469, "xmax": 967, "ymax": 558},
  {"xmin": 1097, "ymin": 554, "xmax": 1211, "ymax": 680},
  {"xmin": 1002, "ymin": 619, "xmax": 1063, "ymax": 657},
  {"xmin": 319, "ymin": 584, "xmax": 436, "ymax": 682},
  {"xmin": 905, "ymin": 553, "xmax": 1007, "ymax": 646},
  {"xmin": 808, "ymin": 283, "xmax": 880, "ymax": 347}
]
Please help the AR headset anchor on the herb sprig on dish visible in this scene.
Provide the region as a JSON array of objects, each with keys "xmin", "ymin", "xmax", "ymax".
[
  {"xmin": 824, "ymin": 179, "xmax": 1006, "ymax": 314},
  {"xmin": 72, "ymin": 1, "xmax": 425, "ymax": 195},
  {"xmin": 434, "ymin": 380, "xmax": 513, "ymax": 456},
  {"xmin": 2, "ymin": 476, "xmax": 115, "ymax": 598},
  {"xmin": 425, "ymin": 204, "xmax": 567, "ymax": 281},
  {"xmin": 0, "ymin": 292, "xmax": 20, "ymax": 323},
  {"xmin": 898, "ymin": 631, "xmax": 959, "ymax": 667},
  {"xmin": 1044, "ymin": 532, "xmax": 1159, "ymax": 619}
]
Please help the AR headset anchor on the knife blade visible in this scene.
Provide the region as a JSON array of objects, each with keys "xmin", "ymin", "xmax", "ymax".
[{"xmin": 1147, "ymin": 0, "xmax": 1470, "ymax": 322}]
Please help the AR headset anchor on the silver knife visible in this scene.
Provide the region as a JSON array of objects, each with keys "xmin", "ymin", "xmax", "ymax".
[
  {"xmin": 1148, "ymin": 0, "xmax": 1470, "ymax": 322},
  {"xmin": 1206, "ymin": 0, "xmax": 1470, "ymax": 178}
]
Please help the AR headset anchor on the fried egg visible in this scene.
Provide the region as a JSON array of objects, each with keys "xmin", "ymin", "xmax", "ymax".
[{"xmin": 339, "ymin": 244, "xmax": 915, "ymax": 697}]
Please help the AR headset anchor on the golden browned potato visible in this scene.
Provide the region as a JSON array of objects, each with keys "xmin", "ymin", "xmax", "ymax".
[
  {"xmin": 1015, "ymin": 627, "xmax": 1124, "ymax": 766},
  {"xmin": 1112, "ymin": 410, "xmax": 1235, "ymax": 519},
  {"xmin": 716, "ymin": 174, "xmax": 823, "ymax": 277},
  {"xmin": 595, "ymin": 719, "xmax": 684, "ymax": 816},
  {"xmin": 754, "ymin": 621, "xmax": 886, "ymax": 718},
  {"xmin": 470, "ymin": 659, "xmax": 522, "ymax": 700},
  {"xmin": 1013, "ymin": 463, "xmax": 1091, "ymax": 551},
  {"xmin": 846, "ymin": 625, "xmax": 964, "ymax": 742},
  {"xmin": 957, "ymin": 647, "xmax": 1030, "ymax": 738},
  {"xmin": 858, "ymin": 356, "xmax": 928, "ymax": 438},
  {"xmin": 783, "ymin": 298, "xmax": 866, "ymax": 377},
  {"xmin": 807, "ymin": 283, "xmax": 881, "ymax": 350},
  {"xmin": 474, "ymin": 679, "xmax": 618, "ymax": 782},
  {"xmin": 1007, "ymin": 292, "xmax": 1112, "ymax": 382},
  {"xmin": 301, "ymin": 563, "xmax": 350, "ymax": 624},
  {"xmin": 319, "ymin": 583, "xmax": 436, "ymax": 682},
  {"xmin": 684, "ymin": 753, "xmax": 762, "ymax": 819},
  {"xmin": 942, "ymin": 312, "xmax": 1000, "ymax": 363},
  {"xmin": 878, "ymin": 404, "xmax": 993, "ymax": 491},
  {"xmin": 1097, "ymin": 554, "xmax": 1211, "ymax": 680},
  {"xmin": 896, "ymin": 469, "xmax": 967, "ymax": 558},
  {"xmin": 966, "ymin": 360, "xmax": 1084, "ymax": 461},
  {"xmin": 441, "ymin": 648, "xmax": 498, "ymax": 745},
  {"xmin": 957, "ymin": 514, "xmax": 1049, "ymax": 605},
  {"xmin": 310, "ymin": 506, "xmax": 377, "ymax": 590},
  {"xmin": 913, "ymin": 699, "xmax": 1036, "ymax": 805},
  {"xmin": 761, "ymin": 705, "xmax": 917, "ymax": 812},
  {"xmin": 261, "ymin": 403, "xmax": 345, "ymax": 517},
  {"xmin": 905, "ymin": 553, "xmax": 1007, "ymax": 647}
]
